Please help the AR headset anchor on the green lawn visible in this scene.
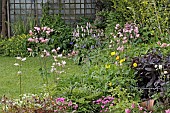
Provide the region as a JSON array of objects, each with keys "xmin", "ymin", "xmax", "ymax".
[{"xmin": 0, "ymin": 56, "xmax": 82, "ymax": 98}]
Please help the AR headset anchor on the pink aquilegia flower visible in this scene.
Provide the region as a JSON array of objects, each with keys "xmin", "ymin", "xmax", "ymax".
[
  {"xmin": 125, "ymin": 108, "xmax": 131, "ymax": 113},
  {"xmin": 138, "ymin": 105, "xmax": 143, "ymax": 111},
  {"xmin": 27, "ymin": 48, "xmax": 32, "ymax": 52},
  {"xmin": 165, "ymin": 109, "xmax": 170, "ymax": 113},
  {"xmin": 29, "ymin": 30, "xmax": 33, "ymax": 36},
  {"xmin": 131, "ymin": 103, "xmax": 135, "ymax": 109},
  {"xmin": 73, "ymin": 104, "xmax": 78, "ymax": 110},
  {"xmin": 51, "ymin": 49, "xmax": 57, "ymax": 53},
  {"xmin": 157, "ymin": 41, "xmax": 161, "ymax": 45},
  {"xmin": 46, "ymin": 30, "xmax": 51, "ymax": 35},
  {"xmin": 68, "ymin": 101, "xmax": 73, "ymax": 106},
  {"xmin": 28, "ymin": 38, "xmax": 34, "ymax": 42},
  {"xmin": 160, "ymin": 43, "xmax": 167, "ymax": 48}
]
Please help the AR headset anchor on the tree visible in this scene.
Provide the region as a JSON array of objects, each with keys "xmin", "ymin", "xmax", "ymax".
[{"xmin": 1, "ymin": 0, "xmax": 7, "ymax": 37}]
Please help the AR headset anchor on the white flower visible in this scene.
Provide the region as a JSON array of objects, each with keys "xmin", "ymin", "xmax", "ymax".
[
  {"xmin": 16, "ymin": 57, "xmax": 22, "ymax": 60},
  {"xmin": 14, "ymin": 63, "xmax": 19, "ymax": 66},
  {"xmin": 154, "ymin": 65, "xmax": 158, "ymax": 68},
  {"xmin": 159, "ymin": 65, "xmax": 163, "ymax": 70},
  {"xmin": 164, "ymin": 71, "xmax": 168, "ymax": 74},
  {"xmin": 21, "ymin": 57, "xmax": 26, "ymax": 61},
  {"xmin": 17, "ymin": 71, "xmax": 22, "ymax": 75},
  {"xmin": 57, "ymin": 47, "xmax": 60, "ymax": 51},
  {"xmin": 58, "ymin": 54, "xmax": 62, "ymax": 58},
  {"xmin": 62, "ymin": 60, "xmax": 66, "ymax": 65}
]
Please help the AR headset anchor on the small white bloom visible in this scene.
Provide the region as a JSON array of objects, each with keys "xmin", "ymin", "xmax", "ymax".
[
  {"xmin": 159, "ymin": 65, "xmax": 163, "ymax": 70},
  {"xmin": 14, "ymin": 63, "xmax": 19, "ymax": 66},
  {"xmin": 57, "ymin": 47, "xmax": 60, "ymax": 51},
  {"xmin": 109, "ymin": 45, "xmax": 112, "ymax": 48},
  {"xmin": 17, "ymin": 71, "xmax": 22, "ymax": 75},
  {"xmin": 21, "ymin": 57, "xmax": 26, "ymax": 61},
  {"xmin": 154, "ymin": 65, "xmax": 158, "ymax": 68},
  {"xmin": 164, "ymin": 71, "xmax": 168, "ymax": 74},
  {"xmin": 58, "ymin": 54, "xmax": 62, "ymax": 58},
  {"xmin": 62, "ymin": 60, "xmax": 66, "ymax": 65},
  {"xmin": 41, "ymin": 54, "xmax": 44, "ymax": 58},
  {"xmin": 16, "ymin": 57, "xmax": 22, "ymax": 60}
]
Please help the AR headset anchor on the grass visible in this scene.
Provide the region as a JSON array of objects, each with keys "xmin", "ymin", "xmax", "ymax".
[{"xmin": 0, "ymin": 56, "xmax": 82, "ymax": 98}]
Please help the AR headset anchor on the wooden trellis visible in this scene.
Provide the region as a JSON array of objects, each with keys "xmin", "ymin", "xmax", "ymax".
[
  {"xmin": 10, "ymin": 0, "xmax": 96, "ymax": 23},
  {"xmin": 0, "ymin": 0, "xmax": 97, "ymax": 37}
]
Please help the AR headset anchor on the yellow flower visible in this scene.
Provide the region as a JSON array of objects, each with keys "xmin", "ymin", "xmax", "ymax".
[
  {"xmin": 119, "ymin": 58, "xmax": 126, "ymax": 64},
  {"xmin": 111, "ymin": 52, "xmax": 116, "ymax": 56},
  {"xmin": 105, "ymin": 64, "xmax": 111, "ymax": 69},
  {"xmin": 116, "ymin": 56, "xmax": 120, "ymax": 60},
  {"xmin": 108, "ymin": 82, "xmax": 112, "ymax": 86},
  {"xmin": 133, "ymin": 62, "xmax": 138, "ymax": 67}
]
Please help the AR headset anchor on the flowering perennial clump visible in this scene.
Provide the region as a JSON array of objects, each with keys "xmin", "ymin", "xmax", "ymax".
[{"xmin": 93, "ymin": 96, "xmax": 114, "ymax": 112}]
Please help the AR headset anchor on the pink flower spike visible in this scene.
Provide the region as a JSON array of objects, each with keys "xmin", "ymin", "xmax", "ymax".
[
  {"xmin": 138, "ymin": 105, "xmax": 143, "ymax": 111},
  {"xmin": 125, "ymin": 108, "xmax": 131, "ymax": 113}
]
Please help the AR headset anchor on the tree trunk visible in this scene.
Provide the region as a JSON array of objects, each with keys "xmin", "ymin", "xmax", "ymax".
[{"xmin": 1, "ymin": 0, "xmax": 7, "ymax": 37}]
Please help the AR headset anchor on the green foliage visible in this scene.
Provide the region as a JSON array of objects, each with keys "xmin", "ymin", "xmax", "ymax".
[
  {"xmin": 40, "ymin": 2, "xmax": 73, "ymax": 53},
  {"xmin": 11, "ymin": 16, "xmax": 35, "ymax": 35},
  {"xmin": 0, "ymin": 34, "xmax": 29, "ymax": 56}
]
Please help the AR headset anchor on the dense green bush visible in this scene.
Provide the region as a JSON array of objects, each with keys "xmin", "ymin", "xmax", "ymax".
[
  {"xmin": 40, "ymin": 2, "xmax": 73, "ymax": 54},
  {"xmin": 0, "ymin": 34, "xmax": 29, "ymax": 56}
]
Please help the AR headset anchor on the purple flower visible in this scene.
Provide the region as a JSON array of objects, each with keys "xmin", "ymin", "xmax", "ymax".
[
  {"xmin": 68, "ymin": 101, "xmax": 73, "ymax": 106},
  {"xmin": 56, "ymin": 97, "xmax": 65, "ymax": 103},
  {"xmin": 70, "ymin": 42, "xmax": 73, "ymax": 45}
]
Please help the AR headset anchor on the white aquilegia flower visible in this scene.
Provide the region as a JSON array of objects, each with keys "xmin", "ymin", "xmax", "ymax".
[
  {"xmin": 159, "ymin": 65, "xmax": 163, "ymax": 70},
  {"xmin": 62, "ymin": 60, "xmax": 66, "ymax": 65},
  {"xmin": 16, "ymin": 57, "xmax": 22, "ymax": 60},
  {"xmin": 58, "ymin": 54, "xmax": 62, "ymax": 58},
  {"xmin": 164, "ymin": 71, "xmax": 168, "ymax": 74},
  {"xmin": 17, "ymin": 71, "xmax": 22, "ymax": 75},
  {"xmin": 57, "ymin": 47, "xmax": 60, "ymax": 51},
  {"xmin": 14, "ymin": 63, "xmax": 19, "ymax": 66},
  {"xmin": 21, "ymin": 57, "xmax": 26, "ymax": 61},
  {"xmin": 154, "ymin": 65, "xmax": 158, "ymax": 68}
]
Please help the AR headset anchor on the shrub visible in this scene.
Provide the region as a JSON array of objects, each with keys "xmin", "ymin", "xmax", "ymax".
[{"xmin": 0, "ymin": 34, "xmax": 29, "ymax": 56}]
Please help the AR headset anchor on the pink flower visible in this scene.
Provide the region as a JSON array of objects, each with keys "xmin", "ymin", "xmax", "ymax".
[
  {"xmin": 45, "ymin": 52, "xmax": 50, "ymax": 57},
  {"xmin": 46, "ymin": 30, "xmax": 51, "ymax": 35},
  {"xmin": 34, "ymin": 27, "xmax": 40, "ymax": 31},
  {"xmin": 68, "ymin": 101, "xmax": 72, "ymax": 106},
  {"xmin": 125, "ymin": 108, "xmax": 131, "ymax": 113},
  {"xmin": 136, "ymin": 34, "xmax": 140, "ymax": 38},
  {"xmin": 27, "ymin": 48, "xmax": 32, "ymax": 52},
  {"xmin": 134, "ymin": 27, "xmax": 139, "ymax": 34},
  {"xmin": 160, "ymin": 43, "xmax": 167, "ymax": 48},
  {"xmin": 101, "ymin": 105, "xmax": 105, "ymax": 109},
  {"xmin": 41, "ymin": 39, "xmax": 49, "ymax": 43},
  {"xmin": 28, "ymin": 38, "xmax": 34, "ymax": 42},
  {"xmin": 123, "ymin": 40, "xmax": 128, "ymax": 44},
  {"xmin": 165, "ymin": 109, "xmax": 170, "ymax": 113},
  {"xmin": 131, "ymin": 103, "xmax": 135, "ymax": 109},
  {"xmin": 117, "ymin": 46, "xmax": 124, "ymax": 52},
  {"xmin": 157, "ymin": 41, "xmax": 161, "ymax": 45},
  {"xmin": 73, "ymin": 104, "xmax": 78, "ymax": 109},
  {"xmin": 29, "ymin": 30, "xmax": 33, "ymax": 36},
  {"xmin": 138, "ymin": 105, "xmax": 143, "ymax": 111},
  {"xmin": 51, "ymin": 49, "xmax": 57, "ymax": 53},
  {"xmin": 39, "ymin": 37, "xmax": 44, "ymax": 41}
]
